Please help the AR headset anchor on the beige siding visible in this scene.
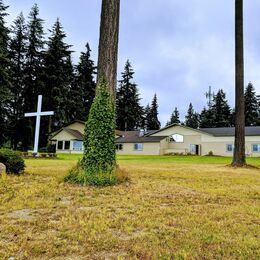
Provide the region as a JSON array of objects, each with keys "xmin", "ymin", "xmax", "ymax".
[
  {"xmin": 151, "ymin": 125, "xmax": 209, "ymax": 138},
  {"xmin": 53, "ymin": 130, "xmax": 76, "ymax": 141},
  {"xmin": 160, "ymin": 136, "xmax": 201, "ymax": 154},
  {"xmin": 151, "ymin": 125, "xmax": 260, "ymax": 156},
  {"xmin": 117, "ymin": 143, "xmax": 160, "ymax": 155}
]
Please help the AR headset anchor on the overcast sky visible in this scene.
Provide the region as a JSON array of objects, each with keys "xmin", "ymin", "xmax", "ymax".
[{"xmin": 5, "ymin": 0, "xmax": 260, "ymax": 125}]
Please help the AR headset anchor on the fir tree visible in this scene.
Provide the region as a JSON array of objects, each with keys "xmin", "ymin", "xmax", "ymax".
[
  {"xmin": 69, "ymin": 43, "xmax": 96, "ymax": 121},
  {"xmin": 185, "ymin": 103, "xmax": 199, "ymax": 129},
  {"xmin": 211, "ymin": 89, "xmax": 231, "ymax": 127},
  {"xmin": 147, "ymin": 94, "xmax": 160, "ymax": 130},
  {"xmin": 166, "ymin": 107, "xmax": 180, "ymax": 126},
  {"xmin": 42, "ymin": 18, "xmax": 73, "ymax": 142},
  {"xmin": 141, "ymin": 104, "xmax": 150, "ymax": 128},
  {"xmin": 9, "ymin": 12, "xmax": 27, "ymax": 148},
  {"xmin": 23, "ymin": 4, "xmax": 45, "ymax": 112},
  {"xmin": 0, "ymin": 0, "xmax": 11, "ymax": 146},
  {"xmin": 116, "ymin": 60, "xmax": 143, "ymax": 130},
  {"xmin": 22, "ymin": 4, "xmax": 45, "ymax": 149},
  {"xmin": 244, "ymin": 82, "xmax": 258, "ymax": 126},
  {"xmin": 200, "ymin": 107, "xmax": 215, "ymax": 128}
]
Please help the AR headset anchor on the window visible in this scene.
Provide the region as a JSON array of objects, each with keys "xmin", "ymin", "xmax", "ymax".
[
  {"xmin": 168, "ymin": 134, "xmax": 184, "ymax": 143},
  {"xmin": 116, "ymin": 144, "xmax": 123, "ymax": 151},
  {"xmin": 134, "ymin": 143, "xmax": 143, "ymax": 151},
  {"xmin": 64, "ymin": 141, "xmax": 70, "ymax": 150},
  {"xmin": 226, "ymin": 144, "xmax": 234, "ymax": 152},
  {"xmin": 252, "ymin": 144, "xmax": 260, "ymax": 152},
  {"xmin": 73, "ymin": 141, "xmax": 83, "ymax": 151},
  {"xmin": 57, "ymin": 141, "xmax": 63, "ymax": 150}
]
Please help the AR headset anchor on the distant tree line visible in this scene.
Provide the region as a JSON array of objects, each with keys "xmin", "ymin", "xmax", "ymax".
[{"xmin": 166, "ymin": 82, "xmax": 260, "ymax": 129}]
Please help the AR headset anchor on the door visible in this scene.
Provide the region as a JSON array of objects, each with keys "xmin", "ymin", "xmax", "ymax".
[{"xmin": 190, "ymin": 144, "xmax": 200, "ymax": 155}]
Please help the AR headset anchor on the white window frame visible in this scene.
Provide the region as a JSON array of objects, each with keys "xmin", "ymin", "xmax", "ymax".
[
  {"xmin": 134, "ymin": 143, "xmax": 143, "ymax": 151},
  {"xmin": 167, "ymin": 133, "xmax": 184, "ymax": 143}
]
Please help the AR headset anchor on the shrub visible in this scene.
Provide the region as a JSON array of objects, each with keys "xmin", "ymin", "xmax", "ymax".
[
  {"xmin": 65, "ymin": 162, "xmax": 129, "ymax": 187},
  {"xmin": 0, "ymin": 148, "xmax": 25, "ymax": 174},
  {"xmin": 208, "ymin": 151, "xmax": 214, "ymax": 156}
]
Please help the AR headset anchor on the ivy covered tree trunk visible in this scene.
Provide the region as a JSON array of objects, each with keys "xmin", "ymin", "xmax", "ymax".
[
  {"xmin": 73, "ymin": 0, "xmax": 121, "ymax": 186},
  {"xmin": 96, "ymin": 0, "xmax": 120, "ymax": 97},
  {"xmin": 232, "ymin": 0, "xmax": 246, "ymax": 167},
  {"xmin": 83, "ymin": 81, "xmax": 116, "ymax": 179}
]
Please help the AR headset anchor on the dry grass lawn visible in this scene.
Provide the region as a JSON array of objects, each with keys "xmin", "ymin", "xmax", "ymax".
[{"xmin": 0, "ymin": 155, "xmax": 259, "ymax": 259}]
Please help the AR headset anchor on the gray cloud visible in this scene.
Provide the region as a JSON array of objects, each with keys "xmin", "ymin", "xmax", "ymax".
[{"xmin": 5, "ymin": 0, "xmax": 260, "ymax": 125}]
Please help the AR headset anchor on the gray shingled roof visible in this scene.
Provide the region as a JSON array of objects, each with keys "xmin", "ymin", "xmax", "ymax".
[
  {"xmin": 200, "ymin": 127, "xmax": 260, "ymax": 136},
  {"xmin": 115, "ymin": 131, "xmax": 166, "ymax": 143}
]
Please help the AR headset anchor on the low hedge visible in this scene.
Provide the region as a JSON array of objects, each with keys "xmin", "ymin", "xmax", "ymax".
[{"xmin": 0, "ymin": 148, "xmax": 25, "ymax": 175}]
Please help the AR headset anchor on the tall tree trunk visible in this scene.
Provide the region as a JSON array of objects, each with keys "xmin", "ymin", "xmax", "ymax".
[
  {"xmin": 96, "ymin": 0, "xmax": 120, "ymax": 97},
  {"xmin": 232, "ymin": 0, "xmax": 246, "ymax": 166}
]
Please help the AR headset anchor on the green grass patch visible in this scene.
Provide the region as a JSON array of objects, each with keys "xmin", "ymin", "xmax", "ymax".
[{"xmin": 1, "ymin": 155, "xmax": 259, "ymax": 258}]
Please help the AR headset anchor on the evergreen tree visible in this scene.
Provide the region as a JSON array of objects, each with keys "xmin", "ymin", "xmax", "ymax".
[
  {"xmin": 244, "ymin": 82, "xmax": 258, "ymax": 126},
  {"xmin": 116, "ymin": 60, "xmax": 143, "ymax": 130},
  {"xmin": 69, "ymin": 43, "xmax": 96, "ymax": 121},
  {"xmin": 42, "ymin": 18, "xmax": 73, "ymax": 144},
  {"xmin": 166, "ymin": 107, "xmax": 180, "ymax": 126},
  {"xmin": 141, "ymin": 104, "xmax": 150, "ymax": 128},
  {"xmin": 22, "ymin": 4, "xmax": 45, "ymax": 149},
  {"xmin": 200, "ymin": 107, "xmax": 215, "ymax": 128},
  {"xmin": 0, "ymin": 0, "xmax": 11, "ymax": 146},
  {"xmin": 147, "ymin": 94, "xmax": 160, "ymax": 130},
  {"xmin": 9, "ymin": 12, "xmax": 27, "ymax": 148},
  {"xmin": 23, "ymin": 4, "xmax": 45, "ymax": 111},
  {"xmin": 211, "ymin": 89, "xmax": 231, "ymax": 127},
  {"xmin": 185, "ymin": 103, "xmax": 199, "ymax": 129}
]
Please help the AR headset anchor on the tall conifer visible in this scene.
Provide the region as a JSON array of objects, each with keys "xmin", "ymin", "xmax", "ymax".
[
  {"xmin": 69, "ymin": 43, "xmax": 96, "ymax": 121},
  {"xmin": 0, "ymin": 0, "xmax": 11, "ymax": 146},
  {"xmin": 42, "ymin": 18, "xmax": 73, "ymax": 140},
  {"xmin": 116, "ymin": 60, "xmax": 143, "ymax": 130},
  {"xmin": 166, "ymin": 107, "xmax": 180, "ymax": 126},
  {"xmin": 147, "ymin": 94, "xmax": 160, "ymax": 130},
  {"xmin": 244, "ymin": 82, "xmax": 258, "ymax": 126},
  {"xmin": 185, "ymin": 103, "xmax": 199, "ymax": 129},
  {"xmin": 23, "ymin": 4, "xmax": 45, "ymax": 149},
  {"xmin": 9, "ymin": 12, "xmax": 27, "ymax": 148},
  {"xmin": 211, "ymin": 89, "xmax": 231, "ymax": 127}
]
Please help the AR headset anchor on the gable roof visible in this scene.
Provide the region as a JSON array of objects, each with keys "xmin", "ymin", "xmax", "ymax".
[
  {"xmin": 146, "ymin": 124, "xmax": 260, "ymax": 137},
  {"xmin": 200, "ymin": 127, "xmax": 260, "ymax": 136},
  {"xmin": 147, "ymin": 123, "xmax": 213, "ymax": 137},
  {"xmin": 50, "ymin": 127, "xmax": 84, "ymax": 140},
  {"xmin": 115, "ymin": 131, "xmax": 166, "ymax": 143}
]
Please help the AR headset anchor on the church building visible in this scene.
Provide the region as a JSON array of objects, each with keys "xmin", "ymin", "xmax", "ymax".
[{"xmin": 49, "ymin": 120, "xmax": 260, "ymax": 157}]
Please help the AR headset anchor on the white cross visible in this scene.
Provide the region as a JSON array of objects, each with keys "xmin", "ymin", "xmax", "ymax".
[{"xmin": 25, "ymin": 95, "xmax": 54, "ymax": 155}]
